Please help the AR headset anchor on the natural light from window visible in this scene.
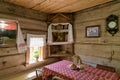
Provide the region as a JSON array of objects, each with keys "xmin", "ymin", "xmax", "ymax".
[{"xmin": 29, "ymin": 37, "xmax": 44, "ymax": 64}]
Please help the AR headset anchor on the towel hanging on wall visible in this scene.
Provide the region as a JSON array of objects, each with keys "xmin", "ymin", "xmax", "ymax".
[{"xmin": 16, "ymin": 23, "xmax": 27, "ymax": 53}]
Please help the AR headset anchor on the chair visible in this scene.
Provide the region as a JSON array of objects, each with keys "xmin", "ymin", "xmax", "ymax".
[
  {"xmin": 25, "ymin": 71, "xmax": 36, "ymax": 80},
  {"xmin": 72, "ymin": 55, "xmax": 82, "ymax": 64},
  {"xmin": 96, "ymin": 64, "xmax": 115, "ymax": 72},
  {"xmin": 52, "ymin": 76, "xmax": 64, "ymax": 80},
  {"xmin": 36, "ymin": 68, "xmax": 43, "ymax": 80}
]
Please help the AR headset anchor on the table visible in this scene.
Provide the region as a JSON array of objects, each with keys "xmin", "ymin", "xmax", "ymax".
[{"xmin": 42, "ymin": 60, "xmax": 120, "ymax": 80}]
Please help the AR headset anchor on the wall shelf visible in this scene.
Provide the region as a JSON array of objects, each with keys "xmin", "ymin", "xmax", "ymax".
[
  {"xmin": 0, "ymin": 53, "xmax": 25, "ymax": 58},
  {"xmin": 75, "ymin": 42, "xmax": 120, "ymax": 46},
  {"xmin": 0, "ymin": 44, "xmax": 16, "ymax": 48}
]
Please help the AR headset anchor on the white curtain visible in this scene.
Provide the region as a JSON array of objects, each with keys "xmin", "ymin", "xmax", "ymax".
[
  {"xmin": 16, "ymin": 24, "xmax": 27, "ymax": 53},
  {"xmin": 27, "ymin": 34, "xmax": 46, "ymax": 47},
  {"xmin": 47, "ymin": 23, "xmax": 73, "ymax": 45}
]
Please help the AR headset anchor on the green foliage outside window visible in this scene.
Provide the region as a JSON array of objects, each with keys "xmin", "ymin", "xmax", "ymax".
[{"xmin": 33, "ymin": 50, "xmax": 39, "ymax": 58}]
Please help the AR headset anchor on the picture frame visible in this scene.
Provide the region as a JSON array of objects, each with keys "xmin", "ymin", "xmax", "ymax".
[
  {"xmin": 86, "ymin": 25, "xmax": 100, "ymax": 38},
  {"xmin": 0, "ymin": 19, "xmax": 17, "ymax": 47}
]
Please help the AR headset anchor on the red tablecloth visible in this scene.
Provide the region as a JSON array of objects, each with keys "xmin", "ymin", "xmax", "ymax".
[{"xmin": 42, "ymin": 60, "xmax": 120, "ymax": 80}]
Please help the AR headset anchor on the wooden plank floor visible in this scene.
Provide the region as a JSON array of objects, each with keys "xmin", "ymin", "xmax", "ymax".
[
  {"xmin": 0, "ymin": 58, "xmax": 60, "ymax": 80},
  {"xmin": 0, "ymin": 69, "xmax": 35, "ymax": 80}
]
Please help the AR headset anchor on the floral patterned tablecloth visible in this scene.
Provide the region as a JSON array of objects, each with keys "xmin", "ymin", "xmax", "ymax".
[{"xmin": 42, "ymin": 60, "xmax": 120, "ymax": 80}]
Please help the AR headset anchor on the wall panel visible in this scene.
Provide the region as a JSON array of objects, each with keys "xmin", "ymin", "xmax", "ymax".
[
  {"xmin": 74, "ymin": 2, "xmax": 120, "ymax": 73},
  {"xmin": 0, "ymin": 2, "xmax": 48, "ymax": 76}
]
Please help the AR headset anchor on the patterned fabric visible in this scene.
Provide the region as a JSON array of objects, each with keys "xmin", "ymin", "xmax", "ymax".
[{"xmin": 42, "ymin": 60, "xmax": 120, "ymax": 80}]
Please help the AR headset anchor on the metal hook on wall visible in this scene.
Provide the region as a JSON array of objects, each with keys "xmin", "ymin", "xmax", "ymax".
[{"xmin": 109, "ymin": 50, "xmax": 114, "ymax": 62}]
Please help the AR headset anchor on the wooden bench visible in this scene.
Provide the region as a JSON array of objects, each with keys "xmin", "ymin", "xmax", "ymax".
[{"xmin": 96, "ymin": 64, "xmax": 115, "ymax": 72}]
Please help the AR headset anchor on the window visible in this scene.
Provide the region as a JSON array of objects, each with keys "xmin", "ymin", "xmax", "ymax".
[
  {"xmin": 29, "ymin": 38, "xmax": 44, "ymax": 63},
  {"xmin": 27, "ymin": 34, "xmax": 46, "ymax": 64},
  {"xmin": 0, "ymin": 20, "xmax": 17, "ymax": 46}
]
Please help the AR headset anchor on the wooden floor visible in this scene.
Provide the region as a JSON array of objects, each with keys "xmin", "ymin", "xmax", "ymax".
[
  {"xmin": 0, "ymin": 69, "xmax": 35, "ymax": 80},
  {"xmin": 0, "ymin": 58, "xmax": 60, "ymax": 80}
]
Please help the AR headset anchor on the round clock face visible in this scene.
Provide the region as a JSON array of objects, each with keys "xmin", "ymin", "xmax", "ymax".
[{"xmin": 108, "ymin": 21, "xmax": 117, "ymax": 29}]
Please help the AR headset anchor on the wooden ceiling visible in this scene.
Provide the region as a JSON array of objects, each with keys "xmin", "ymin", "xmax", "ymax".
[{"xmin": 3, "ymin": 0, "xmax": 112, "ymax": 13}]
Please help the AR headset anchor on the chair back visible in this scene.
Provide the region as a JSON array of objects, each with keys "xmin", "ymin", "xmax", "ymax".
[
  {"xmin": 52, "ymin": 76, "xmax": 64, "ymax": 80},
  {"xmin": 96, "ymin": 64, "xmax": 115, "ymax": 72},
  {"xmin": 36, "ymin": 68, "xmax": 42, "ymax": 80}
]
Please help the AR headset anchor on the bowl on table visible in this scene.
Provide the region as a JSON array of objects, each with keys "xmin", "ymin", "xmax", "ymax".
[{"xmin": 68, "ymin": 63, "xmax": 77, "ymax": 70}]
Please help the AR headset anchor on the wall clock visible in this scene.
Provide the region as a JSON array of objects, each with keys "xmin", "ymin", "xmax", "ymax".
[{"xmin": 106, "ymin": 14, "xmax": 119, "ymax": 36}]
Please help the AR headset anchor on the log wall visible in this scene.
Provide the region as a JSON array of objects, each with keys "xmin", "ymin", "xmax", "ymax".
[
  {"xmin": 0, "ymin": 1, "xmax": 53, "ymax": 76},
  {"xmin": 74, "ymin": 1, "xmax": 120, "ymax": 73},
  {"xmin": 0, "ymin": 1, "xmax": 47, "ymax": 21}
]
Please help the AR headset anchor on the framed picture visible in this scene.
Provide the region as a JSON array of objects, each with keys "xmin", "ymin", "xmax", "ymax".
[{"xmin": 86, "ymin": 25, "xmax": 100, "ymax": 38}]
